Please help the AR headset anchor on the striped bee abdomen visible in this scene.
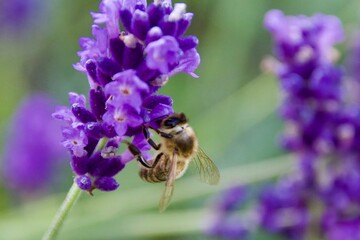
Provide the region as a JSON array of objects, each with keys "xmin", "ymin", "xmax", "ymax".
[{"xmin": 139, "ymin": 154, "xmax": 170, "ymax": 183}]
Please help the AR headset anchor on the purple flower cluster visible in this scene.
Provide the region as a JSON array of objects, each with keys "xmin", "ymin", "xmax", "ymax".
[
  {"xmin": 262, "ymin": 10, "xmax": 360, "ymax": 240},
  {"xmin": 206, "ymin": 186, "xmax": 253, "ymax": 239},
  {"xmin": 208, "ymin": 10, "xmax": 360, "ymax": 240},
  {"xmin": 2, "ymin": 94, "xmax": 66, "ymax": 194},
  {"xmin": 53, "ymin": 0, "xmax": 200, "ymax": 193},
  {"xmin": 264, "ymin": 9, "xmax": 345, "ymax": 155},
  {"xmin": 258, "ymin": 177, "xmax": 310, "ymax": 240}
]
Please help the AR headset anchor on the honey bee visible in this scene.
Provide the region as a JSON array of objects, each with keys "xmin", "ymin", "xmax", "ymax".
[{"xmin": 127, "ymin": 112, "xmax": 220, "ymax": 212}]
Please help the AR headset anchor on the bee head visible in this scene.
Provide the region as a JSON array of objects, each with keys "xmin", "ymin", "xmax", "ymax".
[{"xmin": 161, "ymin": 112, "xmax": 188, "ymax": 129}]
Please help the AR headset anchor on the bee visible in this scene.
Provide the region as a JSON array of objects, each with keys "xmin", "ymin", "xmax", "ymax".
[{"xmin": 127, "ymin": 112, "xmax": 220, "ymax": 212}]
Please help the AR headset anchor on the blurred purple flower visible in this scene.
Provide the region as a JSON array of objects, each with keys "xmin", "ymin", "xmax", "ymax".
[
  {"xmin": 54, "ymin": 0, "xmax": 200, "ymax": 193},
  {"xmin": 264, "ymin": 10, "xmax": 344, "ymax": 155},
  {"xmin": 2, "ymin": 94, "xmax": 66, "ymax": 193},
  {"xmin": 213, "ymin": 185, "xmax": 247, "ymax": 213},
  {"xmin": 259, "ymin": 178, "xmax": 310, "ymax": 240},
  {"xmin": 0, "ymin": 0, "xmax": 51, "ymax": 35},
  {"xmin": 265, "ymin": 10, "xmax": 343, "ymax": 76},
  {"xmin": 347, "ymin": 32, "xmax": 360, "ymax": 83},
  {"xmin": 206, "ymin": 186, "xmax": 253, "ymax": 239},
  {"xmin": 258, "ymin": 10, "xmax": 360, "ymax": 240},
  {"xmin": 207, "ymin": 10, "xmax": 360, "ymax": 240},
  {"xmin": 206, "ymin": 217, "xmax": 250, "ymax": 240},
  {"xmin": 322, "ymin": 210, "xmax": 360, "ymax": 240}
]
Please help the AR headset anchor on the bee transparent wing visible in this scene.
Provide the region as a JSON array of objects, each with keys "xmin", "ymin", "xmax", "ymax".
[
  {"xmin": 159, "ymin": 152, "xmax": 178, "ymax": 212},
  {"xmin": 193, "ymin": 147, "xmax": 220, "ymax": 185}
]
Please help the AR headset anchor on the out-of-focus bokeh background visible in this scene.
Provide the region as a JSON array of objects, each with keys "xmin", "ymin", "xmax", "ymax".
[{"xmin": 0, "ymin": 0, "xmax": 359, "ymax": 239}]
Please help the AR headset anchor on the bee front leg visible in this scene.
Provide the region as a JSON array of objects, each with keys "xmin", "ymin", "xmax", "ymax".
[
  {"xmin": 126, "ymin": 141, "xmax": 152, "ymax": 169},
  {"xmin": 142, "ymin": 126, "xmax": 161, "ymax": 150},
  {"xmin": 159, "ymin": 132, "xmax": 173, "ymax": 139},
  {"xmin": 147, "ymin": 125, "xmax": 173, "ymax": 139},
  {"xmin": 126, "ymin": 141, "xmax": 164, "ymax": 169}
]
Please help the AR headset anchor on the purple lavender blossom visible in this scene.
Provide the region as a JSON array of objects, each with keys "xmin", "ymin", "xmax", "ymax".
[
  {"xmin": 259, "ymin": 178, "xmax": 310, "ymax": 240},
  {"xmin": 0, "ymin": 0, "xmax": 40, "ymax": 30},
  {"xmin": 258, "ymin": 10, "xmax": 360, "ymax": 240},
  {"xmin": 264, "ymin": 10, "xmax": 345, "ymax": 155},
  {"xmin": 345, "ymin": 32, "xmax": 360, "ymax": 107},
  {"xmin": 208, "ymin": 10, "xmax": 360, "ymax": 240},
  {"xmin": 322, "ymin": 210, "xmax": 360, "ymax": 240},
  {"xmin": 54, "ymin": 0, "xmax": 200, "ymax": 193},
  {"xmin": 206, "ymin": 186, "xmax": 253, "ymax": 239},
  {"xmin": 206, "ymin": 217, "xmax": 250, "ymax": 240},
  {"xmin": 2, "ymin": 94, "xmax": 66, "ymax": 193},
  {"xmin": 347, "ymin": 32, "xmax": 360, "ymax": 83}
]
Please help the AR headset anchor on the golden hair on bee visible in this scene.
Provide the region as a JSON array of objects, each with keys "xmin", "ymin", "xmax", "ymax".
[{"xmin": 128, "ymin": 112, "xmax": 220, "ymax": 212}]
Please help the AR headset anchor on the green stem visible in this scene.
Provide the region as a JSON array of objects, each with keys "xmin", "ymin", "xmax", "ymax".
[
  {"xmin": 42, "ymin": 137, "xmax": 108, "ymax": 240},
  {"xmin": 42, "ymin": 182, "xmax": 82, "ymax": 240}
]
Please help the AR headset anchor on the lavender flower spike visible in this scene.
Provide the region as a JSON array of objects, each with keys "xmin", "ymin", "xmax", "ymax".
[
  {"xmin": 207, "ymin": 10, "xmax": 356, "ymax": 240},
  {"xmin": 54, "ymin": 0, "xmax": 201, "ymax": 193}
]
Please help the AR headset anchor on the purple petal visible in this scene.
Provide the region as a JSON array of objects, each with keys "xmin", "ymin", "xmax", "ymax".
[
  {"xmin": 105, "ymin": 69, "xmax": 149, "ymax": 109},
  {"xmin": 146, "ymin": 26, "xmax": 163, "ymax": 44},
  {"xmin": 149, "ymin": 103, "xmax": 174, "ymax": 121},
  {"xmin": 176, "ymin": 13, "xmax": 193, "ymax": 37},
  {"xmin": 178, "ymin": 36, "xmax": 198, "ymax": 52},
  {"xmin": 145, "ymin": 36, "xmax": 182, "ymax": 74},
  {"xmin": 143, "ymin": 95, "xmax": 173, "ymax": 109},
  {"xmin": 84, "ymin": 122, "xmax": 105, "ymax": 139},
  {"xmin": 71, "ymin": 155, "xmax": 89, "ymax": 175},
  {"xmin": 123, "ymin": 43, "xmax": 143, "ymax": 69},
  {"xmin": 94, "ymin": 177, "xmax": 119, "ymax": 191},
  {"xmin": 85, "ymin": 60, "xmax": 99, "ymax": 84},
  {"xmin": 97, "ymin": 57, "xmax": 122, "ymax": 77},
  {"xmin": 169, "ymin": 48, "xmax": 200, "ymax": 78},
  {"xmin": 89, "ymin": 88, "xmax": 106, "ymax": 120},
  {"xmin": 119, "ymin": 9, "xmax": 133, "ymax": 33},
  {"xmin": 114, "ymin": 121, "xmax": 128, "ymax": 136},
  {"xmin": 122, "ymin": 0, "xmax": 147, "ymax": 13},
  {"xmin": 131, "ymin": 9, "xmax": 150, "ymax": 41},
  {"xmin": 52, "ymin": 106, "xmax": 76, "ymax": 124},
  {"xmin": 147, "ymin": 3, "xmax": 165, "ymax": 26},
  {"xmin": 71, "ymin": 104, "xmax": 97, "ymax": 123},
  {"xmin": 109, "ymin": 37, "xmax": 125, "ymax": 66},
  {"xmin": 68, "ymin": 92, "xmax": 86, "ymax": 107}
]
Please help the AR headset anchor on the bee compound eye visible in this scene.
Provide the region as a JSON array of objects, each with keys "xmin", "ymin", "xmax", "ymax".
[{"xmin": 164, "ymin": 118, "xmax": 179, "ymax": 128}]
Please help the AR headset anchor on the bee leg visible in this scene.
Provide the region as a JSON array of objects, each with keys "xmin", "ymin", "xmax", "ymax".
[
  {"xmin": 158, "ymin": 131, "xmax": 173, "ymax": 139},
  {"xmin": 147, "ymin": 125, "xmax": 173, "ymax": 139},
  {"xmin": 152, "ymin": 152, "xmax": 164, "ymax": 168},
  {"xmin": 142, "ymin": 126, "xmax": 161, "ymax": 150},
  {"xmin": 126, "ymin": 141, "xmax": 152, "ymax": 169}
]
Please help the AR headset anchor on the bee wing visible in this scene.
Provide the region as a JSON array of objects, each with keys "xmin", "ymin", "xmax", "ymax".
[
  {"xmin": 159, "ymin": 151, "xmax": 178, "ymax": 212},
  {"xmin": 193, "ymin": 147, "xmax": 220, "ymax": 185}
]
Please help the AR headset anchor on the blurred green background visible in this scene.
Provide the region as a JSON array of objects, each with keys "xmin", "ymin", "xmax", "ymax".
[{"xmin": 0, "ymin": 0, "xmax": 359, "ymax": 239}]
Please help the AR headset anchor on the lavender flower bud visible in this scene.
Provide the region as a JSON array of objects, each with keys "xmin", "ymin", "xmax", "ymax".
[
  {"xmin": 94, "ymin": 177, "xmax": 119, "ymax": 191},
  {"xmin": 76, "ymin": 176, "xmax": 92, "ymax": 191},
  {"xmin": 89, "ymin": 87, "xmax": 106, "ymax": 120}
]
